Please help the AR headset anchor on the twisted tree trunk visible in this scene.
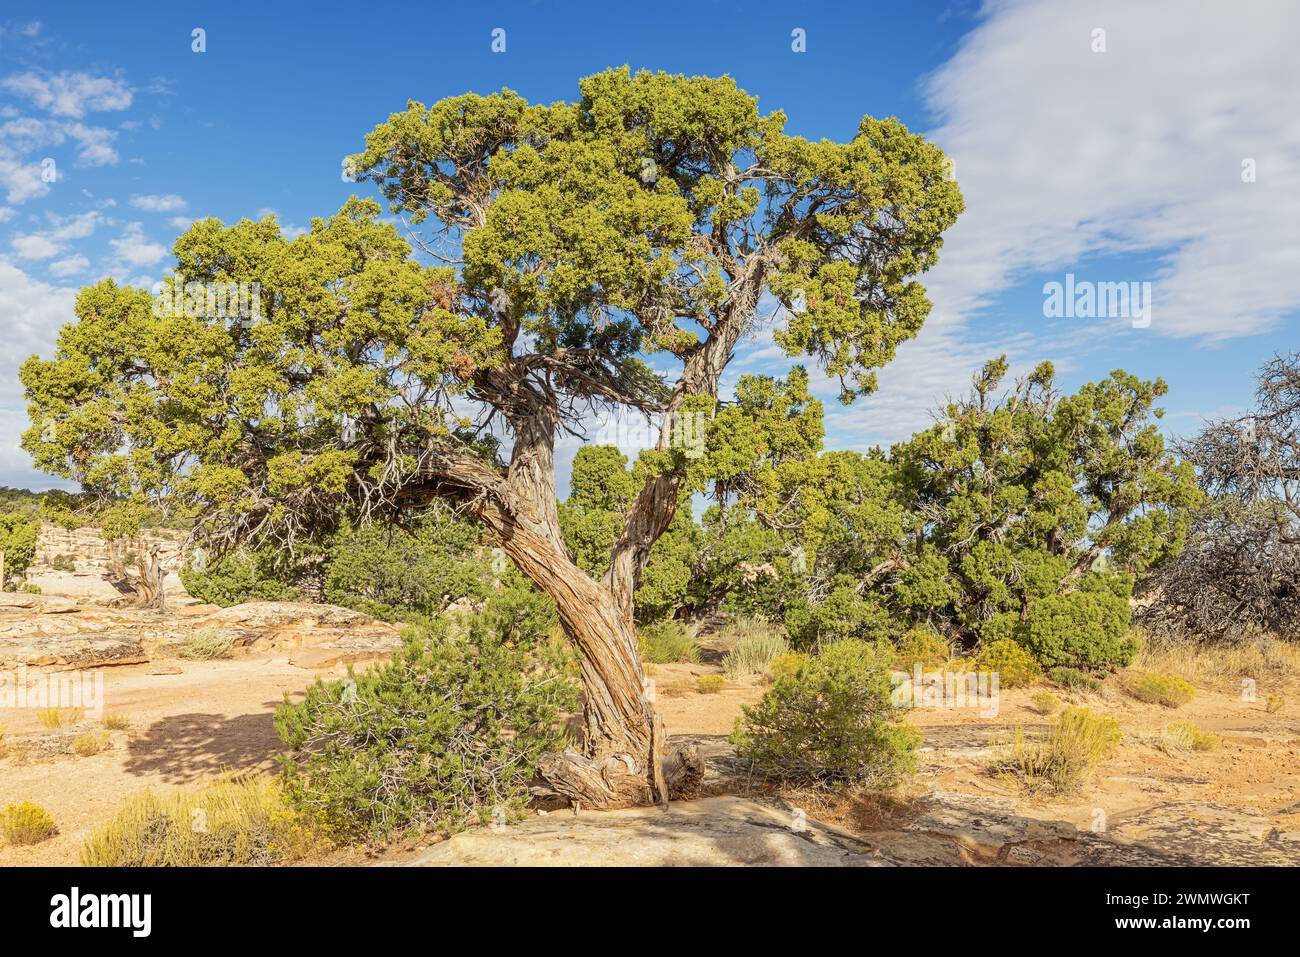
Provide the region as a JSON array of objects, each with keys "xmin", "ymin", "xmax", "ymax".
[{"xmin": 475, "ymin": 495, "xmax": 701, "ymax": 808}]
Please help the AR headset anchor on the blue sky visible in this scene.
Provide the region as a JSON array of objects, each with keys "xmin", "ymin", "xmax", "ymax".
[{"xmin": 1, "ymin": 0, "xmax": 1296, "ymax": 491}]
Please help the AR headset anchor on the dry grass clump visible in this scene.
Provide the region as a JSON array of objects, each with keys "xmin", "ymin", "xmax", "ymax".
[
  {"xmin": 102, "ymin": 713, "xmax": 131, "ymax": 731},
  {"xmin": 1157, "ymin": 720, "xmax": 1219, "ymax": 753},
  {"xmin": 36, "ymin": 707, "xmax": 83, "ymax": 729},
  {"xmin": 71, "ymin": 730, "xmax": 111, "ymax": 756},
  {"xmin": 722, "ymin": 630, "xmax": 791, "ymax": 680},
  {"xmin": 2, "ymin": 801, "xmax": 57, "ymax": 846},
  {"xmin": 1133, "ymin": 634, "xmax": 1299, "ymax": 687},
  {"xmin": 81, "ymin": 776, "xmax": 319, "ymax": 866},
  {"xmin": 1120, "ymin": 670, "xmax": 1195, "ymax": 708},
  {"xmin": 177, "ymin": 627, "xmax": 236, "ymax": 660},
  {"xmin": 1030, "ymin": 690, "xmax": 1062, "ymax": 715},
  {"xmin": 991, "ymin": 706, "xmax": 1121, "ymax": 795}
]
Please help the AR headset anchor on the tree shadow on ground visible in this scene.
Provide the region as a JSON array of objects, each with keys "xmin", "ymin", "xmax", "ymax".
[{"xmin": 123, "ymin": 706, "xmax": 284, "ymax": 784}]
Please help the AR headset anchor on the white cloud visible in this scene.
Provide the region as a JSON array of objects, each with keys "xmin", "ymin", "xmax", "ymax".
[
  {"xmin": 1, "ymin": 71, "xmax": 132, "ymax": 119},
  {"xmin": 7, "ymin": 211, "xmax": 105, "ymax": 263},
  {"xmin": 130, "ymin": 193, "xmax": 186, "ymax": 212},
  {"xmin": 0, "ymin": 259, "xmax": 81, "ymax": 488},
  {"xmin": 0, "ymin": 152, "xmax": 50, "ymax": 203},
  {"xmin": 108, "ymin": 222, "xmax": 167, "ymax": 268},
  {"xmin": 0, "ymin": 115, "xmax": 121, "ymax": 170},
  {"xmin": 921, "ymin": 0, "xmax": 1300, "ymax": 342},
  {"xmin": 48, "ymin": 254, "xmax": 89, "ymax": 278},
  {"xmin": 798, "ymin": 0, "xmax": 1300, "ymax": 449},
  {"xmin": 10, "ymin": 234, "xmax": 60, "ymax": 260}
]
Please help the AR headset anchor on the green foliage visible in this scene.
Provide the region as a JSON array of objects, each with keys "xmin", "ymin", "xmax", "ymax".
[
  {"xmin": 0, "ymin": 511, "xmax": 39, "ymax": 587},
  {"xmin": 893, "ymin": 628, "xmax": 950, "ymax": 671},
  {"xmin": 2, "ymin": 801, "xmax": 57, "ymax": 846},
  {"xmin": 275, "ymin": 618, "xmax": 576, "ymax": 841},
  {"xmin": 975, "ymin": 639, "xmax": 1042, "ymax": 688},
  {"xmin": 637, "ymin": 619, "xmax": 701, "ymax": 664},
  {"xmin": 992, "ymin": 706, "xmax": 1120, "ymax": 794},
  {"xmin": 1121, "ymin": 670, "xmax": 1195, "ymax": 708},
  {"xmin": 180, "ymin": 547, "xmax": 301, "ymax": 607},
  {"xmin": 706, "ymin": 356, "xmax": 1195, "ymax": 672},
  {"xmin": 730, "ymin": 639, "xmax": 920, "ymax": 788},
  {"xmin": 324, "ymin": 510, "xmax": 490, "ymax": 621},
  {"xmin": 81, "ymin": 777, "xmax": 317, "ymax": 866},
  {"xmin": 48, "ymin": 553, "xmax": 77, "ymax": 572}
]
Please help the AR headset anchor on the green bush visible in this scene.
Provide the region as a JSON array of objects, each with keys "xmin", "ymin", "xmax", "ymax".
[
  {"xmin": 49, "ymin": 553, "xmax": 77, "ymax": 572},
  {"xmin": 638, "ymin": 620, "xmax": 701, "ymax": 664},
  {"xmin": 2, "ymin": 801, "xmax": 57, "ymax": 845},
  {"xmin": 180, "ymin": 547, "xmax": 302, "ymax": 607},
  {"xmin": 730, "ymin": 639, "xmax": 920, "ymax": 788},
  {"xmin": 81, "ymin": 777, "xmax": 316, "ymax": 865},
  {"xmin": 1017, "ymin": 584, "xmax": 1138, "ymax": 671},
  {"xmin": 275, "ymin": 617, "xmax": 577, "ymax": 841},
  {"xmin": 0, "ymin": 512, "xmax": 39, "ymax": 588},
  {"xmin": 324, "ymin": 511, "xmax": 490, "ymax": 621},
  {"xmin": 976, "ymin": 639, "xmax": 1041, "ymax": 688}
]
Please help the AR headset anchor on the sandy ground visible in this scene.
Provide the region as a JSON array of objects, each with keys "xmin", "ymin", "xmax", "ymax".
[{"xmin": 2, "ymin": 654, "xmax": 1297, "ymax": 865}]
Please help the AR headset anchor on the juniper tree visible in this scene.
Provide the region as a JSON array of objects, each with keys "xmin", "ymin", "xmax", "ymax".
[{"xmin": 21, "ymin": 68, "xmax": 961, "ymax": 807}]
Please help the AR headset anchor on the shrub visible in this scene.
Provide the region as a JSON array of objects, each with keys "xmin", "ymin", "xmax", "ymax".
[
  {"xmin": 81, "ymin": 777, "xmax": 316, "ymax": 866},
  {"xmin": 324, "ymin": 511, "xmax": 491, "ymax": 621},
  {"xmin": 275, "ymin": 618, "xmax": 577, "ymax": 841},
  {"xmin": 49, "ymin": 553, "xmax": 77, "ymax": 572},
  {"xmin": 1158, "ymin": 721, "xmax": 1218, "ymax": 753},
  {"xmin": 638, "ymin": 620, "xmax": 701, "ymax": 664},
  {"xmin": 180, "ymin": 547, "xmax": 301, "ymax": 607},
  {"xmin": 1030, "ymin": 690, "xmax": 1062, "ymax": 715},
  {"xmin": 991, "ymin": 706, "xmax": 1120, "ymax": 794},
  {"xmin": 71, "ymin": 731, "xmax": 110, "ymax": 756},
  {"xmin": 177, "ymin": 628, "xmax": 235, "ymax": 660},
  {"xmin": 2, "ymin": 801, "xmax": 57, "ymax": 845},
  {"xmin": 1017, "ymin": 585, "xmax": 1138, "ymax": 671},
  {"xmin": 1048, "ymin": 666, "xmax": 1101, "ymax": 693},
  {"xmin": 695, "ymin": 674, "xmax": 725, "ymax": 694},
  {"xmin": 730, "ymin": 639, "xmax": 920, "ymax": 788},
  {"xmin": 714, "ymin": 616, "xmax": 785, "ymax": 652},
  {"xmin": 893, "ymin": 628, "xmax": 949, "ymax": 671},
  {"xmin": 1121, "ymin": 670, "xmax": 1195, "ymax": 708},
  {"xmin": 37, "ymin": 707, "xmax": 82, "ymax": 729},
  {"xmin": 721, "ymin": 630, "xmax": 790, "ymax": 680},
  {"xmin": 1265, "ymin": 694, "xmax": 1284, "ymax": 714},
  {"xmin": 767, "ymin": 651, "xmax": 808, "ymax": 682},
  {"xmin": 0, "ymin": 512, "xmax": 40, "ymax": 588},
  {"xmin": 976, "ymin": 639, "xmax": 1041, "ymax": 688},
  {"xmin": 102, "ymin": 713, "xmax": 130, "ymax": 731}
]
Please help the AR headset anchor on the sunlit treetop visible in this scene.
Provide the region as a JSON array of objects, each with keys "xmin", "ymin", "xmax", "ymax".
[{"xmin": 21, "ymin": 68, "xmax": 962, "ymax": 562}]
